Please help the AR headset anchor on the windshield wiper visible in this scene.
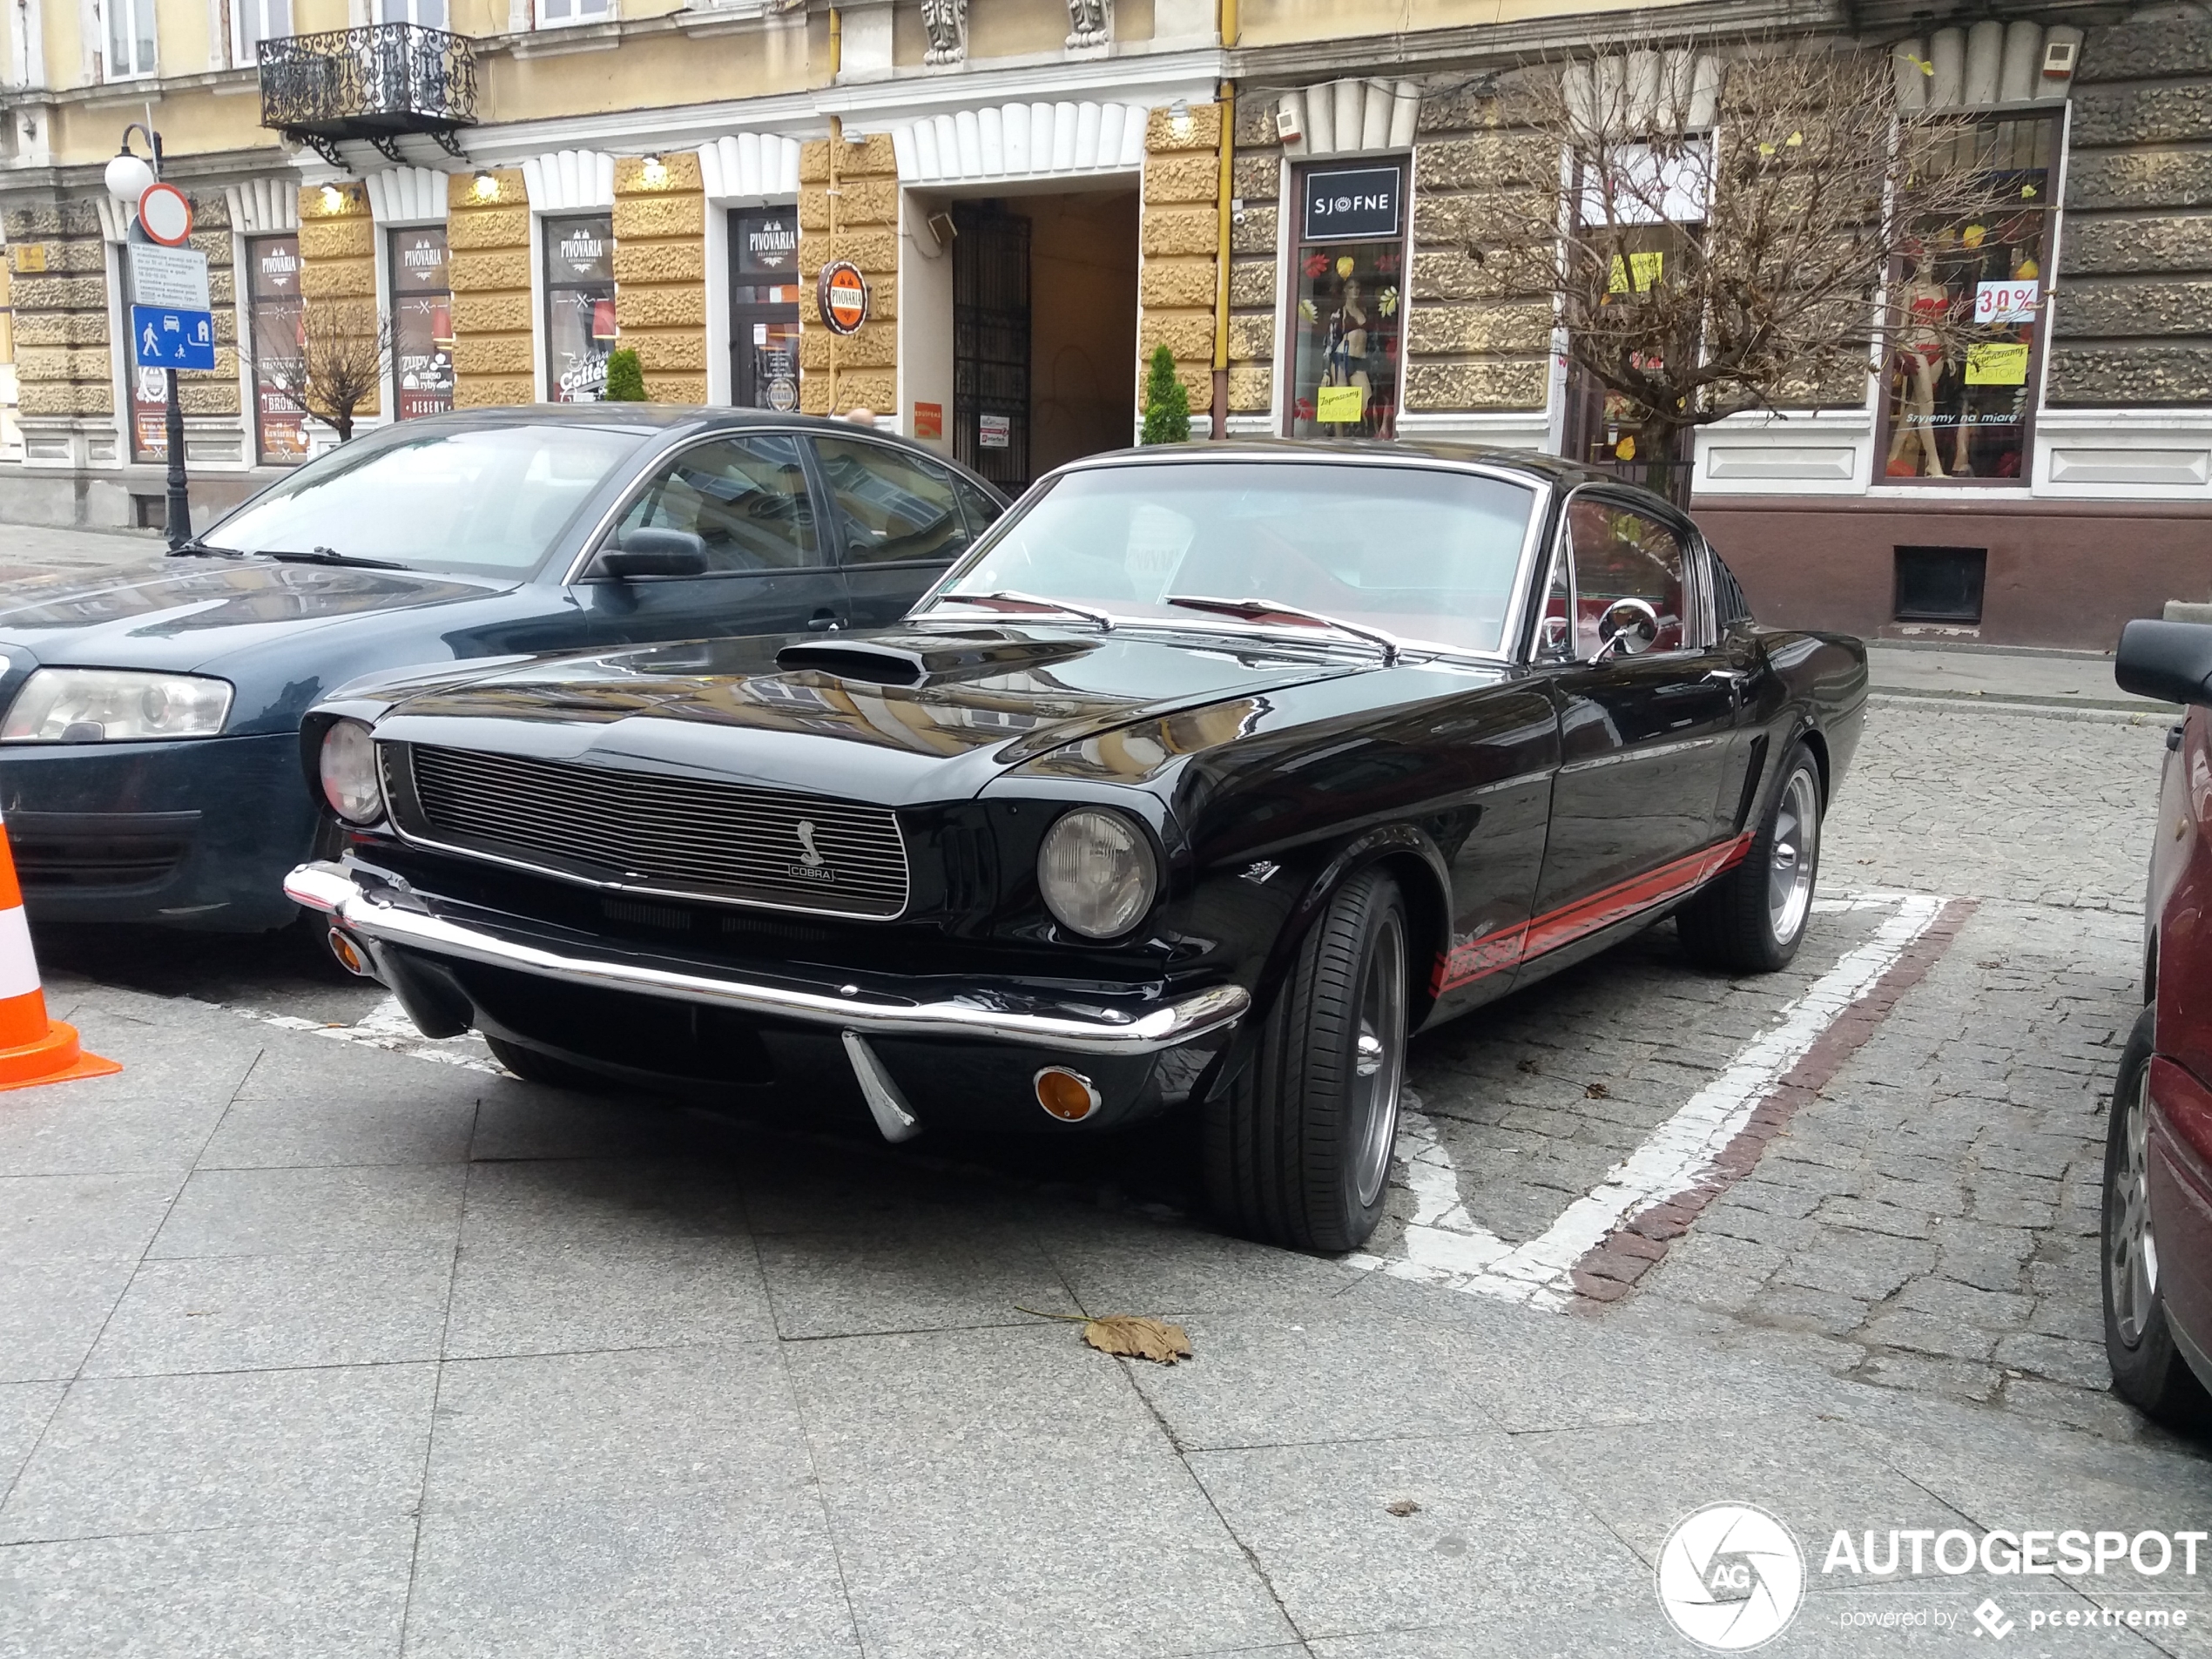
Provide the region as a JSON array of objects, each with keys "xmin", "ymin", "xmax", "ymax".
[
  {"xmin": 1163, "ymin": 595, "xmax": 1405, "ymax": 664},
  {"xmin": 939, "ymin": 590, "xmax": 1115, "ymax": 632},
  {"xmin": 165, "ymin": 539, "xmax": 245, "ymax": 559},
  {"xmin": 262, "ymin": 546, "xmax": 406, "ymax": 570}
]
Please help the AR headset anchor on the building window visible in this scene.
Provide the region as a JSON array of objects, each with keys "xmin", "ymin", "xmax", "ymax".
[
  {"xmin": 536, "ymin": 0, "xmax": 611, "ymax": 24},
  {"xmin": 544, "ymin": 213, "xmax": 615, "ymax": 402},
  {"xmin": 1894, "ymin": 546, "xmax": 1987, "ymax": 624},
  {"xmin": 105, "ymin": 0, "xmax": 156, "ymax": 78},
  {"xmin": 379, "ymin": 0, "xmax": 448, "ymax": 25},
  {"xmin": 233, "ymin": 0, "xmax": 291, "ymax": 64},
  {"xmin": 246, "ymin": 233, "xmax": 308, "ymax": 463},
  {"xmin": 1285, "ymin": 159, "xmax": 1407, "ymax": 440},
  {"xmin": 729, "ymin": 208, "xmax": 800, "ymax": 412},
  {"xmin": 389, "ymin": 226, "xmax": 454, "ymax": 419},
  {"xmin": 1879, "ymin": 111, "xmax": 2060, "ymax": 485}
]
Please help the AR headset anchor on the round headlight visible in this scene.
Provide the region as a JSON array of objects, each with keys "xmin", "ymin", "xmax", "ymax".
[
  {"xmin": 318, "ymin": 719, "xmax": 385, "ymax": 826},
  {"xmin": 1037, "ymin": 808, "xmax": 1157, "ymax": 940}
]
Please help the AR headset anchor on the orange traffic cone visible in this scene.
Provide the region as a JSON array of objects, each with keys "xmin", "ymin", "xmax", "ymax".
[{"xmin": 0, "ymin": 811, "xmax": 119, "ymax": 1090}]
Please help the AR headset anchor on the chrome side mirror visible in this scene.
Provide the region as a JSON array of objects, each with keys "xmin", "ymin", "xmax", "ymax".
[
  {"xmin": 1537, "ymin": 614, "xmax": 1572, "ymax": 659},
  {"xmin": 1595, "ymin": 597, "xmax": 1661, "ymax": 660}
]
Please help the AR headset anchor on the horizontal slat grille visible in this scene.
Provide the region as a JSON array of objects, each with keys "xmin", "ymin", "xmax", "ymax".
[{"xmin": 398, "ymin": 743, "xmax": 909, "ymax": 918}]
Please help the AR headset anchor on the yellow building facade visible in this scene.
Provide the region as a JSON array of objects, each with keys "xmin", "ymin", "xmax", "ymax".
[{"xmin": 0, "ymin": 0, "xmax": 1753, "ymax": 523}]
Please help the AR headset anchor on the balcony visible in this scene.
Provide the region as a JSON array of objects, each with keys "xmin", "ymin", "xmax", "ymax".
[{"xmin": 259, "ymin": 24, "xmax": 477, "ymax": 168}]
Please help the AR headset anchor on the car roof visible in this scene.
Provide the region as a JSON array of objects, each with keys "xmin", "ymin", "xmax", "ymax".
[{"xmin": 1045, "ymin": 438, "xmax": 1656, "ymax": 499}]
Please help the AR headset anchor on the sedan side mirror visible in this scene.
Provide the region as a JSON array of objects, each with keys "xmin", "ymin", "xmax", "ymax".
[
  {"xmin": 595, "ymin": 528, "xmax": 709, "ymax": 579},
  {"xmin": 1595, "ymin": 597, "xmax": 1661, "ymax": 660},
  {"xmin": 2116, "ymin": 617, "xmax": 2212, "ymax": 707}
]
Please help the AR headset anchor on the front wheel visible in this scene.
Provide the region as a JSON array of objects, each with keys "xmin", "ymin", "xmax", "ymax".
[
  {"xmin": 2102, "ymin": 1007, "xmax": 2209, "ymax": 1426},
  {"xmin": 1203, "ymin": 868, "xmax": 1408, "ymax": 1253},
  {"xmin": 1677, "ymin": 739, "xmax": 1822, "ymax": 974}
]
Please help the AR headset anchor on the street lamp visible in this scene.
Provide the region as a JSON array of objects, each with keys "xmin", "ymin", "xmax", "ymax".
[{"xmin": 105, "ymin": 123, "xmax": 192, "ymax": 550}]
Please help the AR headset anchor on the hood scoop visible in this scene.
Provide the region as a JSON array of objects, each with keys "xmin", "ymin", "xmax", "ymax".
[{"xmin": 775, "ymin": 629, "xmax": 1093, "ymax": 687}]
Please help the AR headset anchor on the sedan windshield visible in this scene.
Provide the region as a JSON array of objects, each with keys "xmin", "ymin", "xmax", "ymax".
[
  {"xmin": 199, "ymin": 423, "xmax": 646, "ymax": 577},
  {"xmin": 926, "ymin": 462, "xmax": 1538, "ymax": 658}
]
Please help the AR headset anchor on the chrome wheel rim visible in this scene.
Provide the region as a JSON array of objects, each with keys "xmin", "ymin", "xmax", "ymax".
[
  {"xmin": 2107, "ymin": 1066, "xmax": 2159, "ymax": 1348},
  {"xmin": 1350, "ymin": 914, "xmax": 1406, "ymax": 1210},
  {"xmin": 1768, "ymin": 768, "xmax": 1819, "ymax": 945}
]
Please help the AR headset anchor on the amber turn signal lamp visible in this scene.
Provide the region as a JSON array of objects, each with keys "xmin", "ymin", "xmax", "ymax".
[
  {"xmin": 1035, "ymin": 1067, "xmax": 1102, "ymax": 1122},
  {"xmin": 327, "ymin": 929, "xmax": 370, "ymax": 978}
]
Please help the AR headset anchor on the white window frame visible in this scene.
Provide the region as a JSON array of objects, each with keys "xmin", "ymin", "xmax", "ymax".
[
  {"xmin": 232, "ymin": 0, "xmax": 292, "ymax": 64},
  {"xmin": 102, "ymin": 0, "xmax": 158, "ymax": 79},
  {"xmin": 377, "ymin": 0, "xmax": 448, "ymax": 25},
  {"xmin": 535, "ymin": 0, "xmax": 613, "ymax": 28}
]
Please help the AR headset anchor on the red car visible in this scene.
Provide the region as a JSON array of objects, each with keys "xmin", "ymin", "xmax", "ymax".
[{"xmin": 2108, "ymin": 621, "xmax": 2212, "ymax": 1424}]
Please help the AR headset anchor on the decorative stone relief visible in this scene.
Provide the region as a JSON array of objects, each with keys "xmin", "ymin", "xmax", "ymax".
[
  {"xmin": 921, "ymin": 0, "xmax": 965, "ymax": 65},
  {"xmin": 1066, "ymin": 0, "xmax": 1109, "ymax": 51}
]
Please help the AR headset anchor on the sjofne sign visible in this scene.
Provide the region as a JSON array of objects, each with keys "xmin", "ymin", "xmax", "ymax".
[{"xmin": 1302, "ymin": 165, "xmax": 1403, "ymax": 243}]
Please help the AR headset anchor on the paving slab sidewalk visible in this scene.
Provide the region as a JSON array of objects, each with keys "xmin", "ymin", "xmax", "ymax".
[
  {"xmin": 1868, "ymin": 643, "xmax": 2171, "ymax": 716},
  {"xmin": 2, "ymin": 972, "xmax": 2208, "ymax": 1659}
]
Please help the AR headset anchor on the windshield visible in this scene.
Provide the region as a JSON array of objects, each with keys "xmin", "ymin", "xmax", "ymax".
[
  {"xmin": 201, "ymin": 423, "xmax": 645, "ymax": 576},
  {"xmin": 926, "ymin": 462, "xmax": 1538, "ymax": 657}
]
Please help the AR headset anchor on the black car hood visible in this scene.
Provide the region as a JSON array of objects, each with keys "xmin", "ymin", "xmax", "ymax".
[
  {"xmin": 0, "ymin": 557, "xmax": 516, "ymax": 675},
  {"xmin": 372, "ymin": 626, "xmax": 1374, "ymax": 805}
]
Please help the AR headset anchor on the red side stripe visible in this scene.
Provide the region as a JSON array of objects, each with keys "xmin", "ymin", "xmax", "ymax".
[{"xmin": 1429, "ymin": 831, "xmax": 1755, "ymax": 996}]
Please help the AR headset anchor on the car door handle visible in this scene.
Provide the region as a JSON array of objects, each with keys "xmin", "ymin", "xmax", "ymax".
[{"xmin": 806, "ymin": 612, "xmax": 846, "ymax": 632}]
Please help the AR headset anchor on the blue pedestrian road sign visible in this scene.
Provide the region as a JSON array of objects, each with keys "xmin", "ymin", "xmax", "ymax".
[{"xmin": 131, "ymin": 305, "xmax": 216, "ymax": 372}]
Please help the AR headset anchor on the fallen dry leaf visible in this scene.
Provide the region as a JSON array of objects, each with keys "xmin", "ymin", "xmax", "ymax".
[
  {"xmin": 1585, "ymin": 1082, "xmax": 1610, "ymax": 1099},
  {"xmin": 1082, "ymin": 1314, "xmax": 1193, "ymax": 1365},
  {"xmin": 1515, "ymin": 1058, "xmax": 1539, "ymax": 1075},
  {"xmin": 1386, "ymin": 1499, "xmax": 1421, "ymax": 1517}
]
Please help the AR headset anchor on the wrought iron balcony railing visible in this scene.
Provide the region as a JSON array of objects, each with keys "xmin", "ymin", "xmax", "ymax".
[{"xmin": 259, "ymin": 23, "xmax": 477, "ymax": 167}]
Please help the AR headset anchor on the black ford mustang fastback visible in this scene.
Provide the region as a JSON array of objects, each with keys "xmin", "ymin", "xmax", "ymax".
[{"xmin": 287, "ymin": 442, "xmax": 1866, "ymax": 1252}]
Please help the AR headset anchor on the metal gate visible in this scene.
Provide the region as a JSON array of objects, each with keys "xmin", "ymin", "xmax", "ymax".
[{"xmin": 953, "ymin": 204, "xmax": 1030, "ymax": 491}]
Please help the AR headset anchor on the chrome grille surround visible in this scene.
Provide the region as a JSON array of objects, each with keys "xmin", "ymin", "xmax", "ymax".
[{"xmin": 383, "ymin": 742, "xmax": 911, "ymax": 920}]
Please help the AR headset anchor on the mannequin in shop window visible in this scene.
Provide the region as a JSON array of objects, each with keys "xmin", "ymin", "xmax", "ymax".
[
  {"xmin": 1885, "ymin": 253, "xmax": 1952, "ymax": 478},
  {"xmin": 1323, "ymin": 279, "xmax": 1372, "ymax": 428}
]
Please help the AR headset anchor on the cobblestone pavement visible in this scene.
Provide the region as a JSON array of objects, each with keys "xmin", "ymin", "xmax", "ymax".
[{"xmin": 1361, "ymin": 701, "xmax": 2178, "ymax": 1442}]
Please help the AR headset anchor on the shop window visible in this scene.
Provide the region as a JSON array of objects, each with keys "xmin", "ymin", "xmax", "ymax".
[
  {"xmin": 246, "ymin": 234, "xmax": 308, "ymax": 464},
  {"xmin": 1893, "ymin": 546, "xmax": 1986, "ymax": 623},
  {"xmin": 1880, "ymin": 112, "xmax": 2059, "ymax": 485},
  {"xmin": 544, "ymin": 213, "xmax": 615, "ymax": 402},
  {"xmin": 1285, "ymin": 160, "xmax": 1406, "ymax": 440},
  {"xmin": 105, "ymin": 0, "xmax": 156, "ymax": 78},
  {"xmin": 389, "ymin": 226, "xmax": 454, "ymax": 420},
  {"xmin": 729, "ymin": 208, "xmax": 799, "ymax": 412}
]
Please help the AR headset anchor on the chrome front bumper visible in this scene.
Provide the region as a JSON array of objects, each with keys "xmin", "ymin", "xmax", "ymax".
[{"xmin": 284, "ymin": 860, "xmax": 1250, "ymax": 1056}]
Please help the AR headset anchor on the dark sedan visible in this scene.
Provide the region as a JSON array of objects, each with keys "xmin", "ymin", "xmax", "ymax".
[
  {"xmin": 0, "ymin": 407, "xmax": 1003, "ymax": 931},
  {"xmin": 288, "ymin": 443, "xmax": 1865, "ymax": 1251}
]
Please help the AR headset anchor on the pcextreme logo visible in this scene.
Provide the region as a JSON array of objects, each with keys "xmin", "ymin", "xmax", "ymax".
[{"xmin": 1657, "ymin": 1503, "xmax": 1807, "ymax": 1651}]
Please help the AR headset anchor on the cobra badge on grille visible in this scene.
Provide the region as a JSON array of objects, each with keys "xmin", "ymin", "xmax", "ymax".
[{"xmin": 786, "ymin": 819, "xmax": 836, "ymax": 884}]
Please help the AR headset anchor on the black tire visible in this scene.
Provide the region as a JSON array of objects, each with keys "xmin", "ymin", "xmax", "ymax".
[
  {"xmin": 1678, "ymin": 739, "xmax": 1822, "ymax": 974},
  {"xmin": 2102, "ymin": 1006, "xmax": 2212, "ymax": 1427},
  {"xmin": 1204, "ymin": 868, "xmax": 1409, "ymax": 1253},
  {"xmin": 485, "ymin": 1035, "xmax": 618, "ymax": 1094}
]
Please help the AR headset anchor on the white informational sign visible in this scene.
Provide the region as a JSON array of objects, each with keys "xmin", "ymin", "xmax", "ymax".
[
  {"xmin": 978, "ymin": 413, "xmax": 1011, "ymax": 449},
  {"xmin": 1975, "ymin": 279, "xmax": 2040, "ymax": 326},
  {"xmin": 127, "ymin": 243, "xmax": 211, "ymax": 312}
]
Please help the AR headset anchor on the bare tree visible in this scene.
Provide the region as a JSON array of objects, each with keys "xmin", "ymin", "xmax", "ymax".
[
  {"xmin": 1463, "ymin": 41, "xmax": 2009, "ymax": 502},
  {"xmin": 254, "ymin": 300, "xmax": 394, "ymax": 444}
]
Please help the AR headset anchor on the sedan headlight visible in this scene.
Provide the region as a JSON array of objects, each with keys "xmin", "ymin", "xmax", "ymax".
[
  {"xmin": 1, "ymin": 668, "xmax": 233, "ymax": 743},
  {"xmin": 1037, "ymin": 807, "xmax": 1158, "ymax": 940},
  {"xmin": 318, "ymin": 719, "xmax": 386, "ymax": 825}
]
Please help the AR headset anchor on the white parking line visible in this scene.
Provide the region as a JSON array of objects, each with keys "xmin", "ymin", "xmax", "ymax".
[
  {"xmin": 1349, "ymin": 890, "xmax": 1955, "ymax": 1312},
  {"xmin": 218, "ymin": 994, "xmax": 502, "ymax": 1075}
]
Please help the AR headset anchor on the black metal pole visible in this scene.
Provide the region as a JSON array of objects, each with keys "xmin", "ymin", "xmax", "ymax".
[{"xmin": 162, "ymin": 367, "xmax": 191, "ymax": 548}]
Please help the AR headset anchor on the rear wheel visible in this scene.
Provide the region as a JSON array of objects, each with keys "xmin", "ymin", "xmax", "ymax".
[
  {"xmin": 1677, "ymin": 740, "xmax": 1821, "ymax": 974},
  {"xmin": 1204, "ymin": 869, "xmax": 1407, "ymax": 1253},
  {"xmin": 2102, "ymin": 1007, "xmax": 2210, "ymax": 1426}
]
